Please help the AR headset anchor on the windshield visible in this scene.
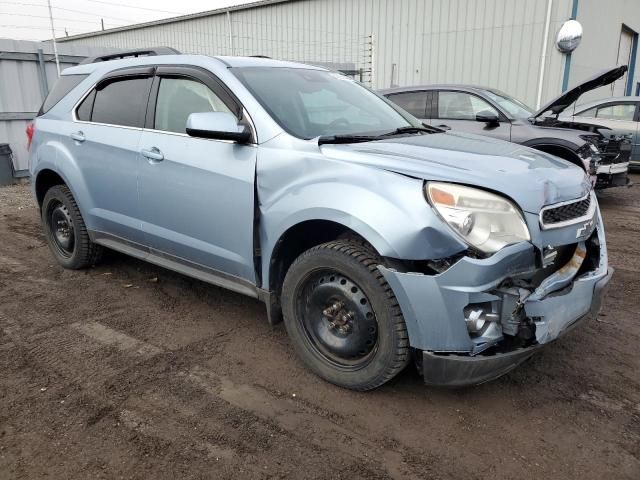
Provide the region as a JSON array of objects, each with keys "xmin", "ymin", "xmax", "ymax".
[
  {"xmin": 231, "ymin": 67, "xmax": 421, "ymax": 139},
  {"xmin": 483, "ymin": 89, "xmax": 534, "ymax": 119}
]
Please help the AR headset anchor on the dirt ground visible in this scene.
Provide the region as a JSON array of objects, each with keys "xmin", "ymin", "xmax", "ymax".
[{"xmin": 0, "ymin": 177, "xmax": 639, "ymax": 480}]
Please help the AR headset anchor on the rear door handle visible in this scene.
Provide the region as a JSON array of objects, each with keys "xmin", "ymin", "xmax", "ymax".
[
  {"xmin": 70, "ymin": 131, "xmax": 85, "ymax": 142},
  {"xmin": 141, "ymin": 147, "xmax": 164, "ymax": 162},
  {"xmin": 436, "ymin": 124, "xmax": 451, "ymax": 130}
]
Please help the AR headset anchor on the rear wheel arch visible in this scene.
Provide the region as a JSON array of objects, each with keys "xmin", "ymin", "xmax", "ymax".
[{"xmin": 35, "ymin": 169, "xmax": 66, "ymax": 208}]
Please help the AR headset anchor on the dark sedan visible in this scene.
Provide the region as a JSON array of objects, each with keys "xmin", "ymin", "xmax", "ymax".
[{"xmin": 381, "ymin": 67, "xmax": 631, "ymax": 189}]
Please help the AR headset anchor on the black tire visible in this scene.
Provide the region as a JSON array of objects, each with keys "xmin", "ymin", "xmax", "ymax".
[
  {"xmin": 281, "ymin": 240, "xmax": 410, "ymax": 391},
  {"xmin": 42, "ymin": 184, "xmax": 103, "ymax": 269}
]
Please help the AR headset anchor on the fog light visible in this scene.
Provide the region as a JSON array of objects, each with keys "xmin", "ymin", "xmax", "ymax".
[{"xmin": 464, "ymin": 303, "xmax": 500, "ymax": 336}]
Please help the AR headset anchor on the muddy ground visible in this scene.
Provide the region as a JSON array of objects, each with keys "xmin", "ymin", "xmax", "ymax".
[{"xmin": 0, "ymin": 177, "xmax": 639, "ymax": 480}]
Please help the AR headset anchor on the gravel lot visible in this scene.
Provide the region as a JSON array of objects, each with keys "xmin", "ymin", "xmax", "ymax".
[{"xmin": 1, "ymin": 177, "xmax": 639, "ymax": 479}]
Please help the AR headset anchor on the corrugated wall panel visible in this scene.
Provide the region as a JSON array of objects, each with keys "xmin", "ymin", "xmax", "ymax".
[
  {"xmin": 58, "ymin": 0, "xmax": 633, "ymax": 107},
  {"xmin": 0, "ymin": 39, "xmax": 117, "ymax": 172}
]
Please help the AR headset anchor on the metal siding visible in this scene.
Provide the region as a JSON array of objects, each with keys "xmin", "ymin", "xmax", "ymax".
[
  {"xmin": 568, "ymin": 0, "xmax": 640, "ymax": 104},
  {"xmin": 0, "ymin": 39, "xmax": 116, "ymax": 172},
  {"xmin": 55, "ymin": 0, "xmax": 634, "ymax": 108}
]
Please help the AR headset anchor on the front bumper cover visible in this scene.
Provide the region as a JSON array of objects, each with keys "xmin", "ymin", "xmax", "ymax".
[
  {"xmin": 421, "ymin": 267, "xmax": 612, "ymax": 387},
  {"xmin": 379, "ymin": 209, "xmax": 611, "ymax": 387}
]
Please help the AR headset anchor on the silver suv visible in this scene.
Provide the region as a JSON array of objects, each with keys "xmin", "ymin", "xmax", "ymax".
[{"xmin": 29, "ymin": 50, "xmax": 611, "ymax": 389}]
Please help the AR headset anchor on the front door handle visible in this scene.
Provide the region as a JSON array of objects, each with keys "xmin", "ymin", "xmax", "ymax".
[
  {"xmin": 141, "ymin": 147, "xmax": 164, "ymax": 162},
  {"xmin": 436, "ymin": 124, "xmax": 451, "ymax": 130},
  {"xmin": 70, "ymin": 131, "xmax": 85, "ymax": 142}
]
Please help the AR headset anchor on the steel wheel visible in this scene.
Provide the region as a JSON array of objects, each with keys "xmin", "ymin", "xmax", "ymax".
[
  {"xmin": 46, "ymin": 200, "xmax": 75, "ymax": 258},
  {"xmin": 282, "ymin": 240, "xmax": 410, "ymax": 390},
  {"xmin": 41, "ymin": 184, "xmax": 103, "ymax": 269},
  {"xmin": 297, "ymin": 270, "xmax": 379, "ymax": 370}
]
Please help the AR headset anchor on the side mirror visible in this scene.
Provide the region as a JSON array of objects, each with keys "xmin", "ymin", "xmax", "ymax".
[
  {"xmin": 476, "ymin": 110, "xmax": 500, "ymax": 125},
  {"xmin": 186, "ymin": 112, "xmax": 251, "ymax": 143}
]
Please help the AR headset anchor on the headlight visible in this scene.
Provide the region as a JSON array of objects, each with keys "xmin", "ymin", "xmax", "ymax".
[{"xmin": 426, "ymin": 182, "xmax": 530, "ymax": 254}]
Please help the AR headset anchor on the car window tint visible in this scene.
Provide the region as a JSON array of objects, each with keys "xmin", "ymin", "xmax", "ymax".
[
  {"xmin": 154, "ymin": 77, "xmax": 232, "ymax": 133},
  {"xmin": 595, "ymin": 104, "xmax": 636, "ymax": 121},
  {"xmin": 387, "ymin": 92, "xmax": 428, "ymax": 118},
  {"xmin": 437, "ymin": 91, "xmax": 497, "ymax": 120},
  {"xmin": 91, "ymin": 77, "xmax": 151, "ymax": 128},
  {"xmin": 577, "ymin": 107, "xmax": 598, "ymax": 117},
  {"xmin": 39, "ymin": 74, "xmax": 88, "ymax": 115},
  {"xmin": 76, "ymin": 90, "xmax": 95, "ymax": 121}
]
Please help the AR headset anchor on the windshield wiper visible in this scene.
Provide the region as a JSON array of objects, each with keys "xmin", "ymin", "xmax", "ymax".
[
  {"xmin": 317, "ymin": 124, "xmax": 444, "ymax": 145},
  {"xmin": 381, "ymin": 125, "xmax": 444, "ymax": 136},
  {"xmin": 318, "ymin": 134, "xmax": 383, "ymax": 145}
]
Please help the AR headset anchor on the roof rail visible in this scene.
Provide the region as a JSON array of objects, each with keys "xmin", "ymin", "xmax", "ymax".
[
  {"xmin": 249, "ymin": 55, "xmax": 272, "ymax": 59},
  {"xmin": 79, "ymin": 47, "xmax": 181, "ymax": 65}
]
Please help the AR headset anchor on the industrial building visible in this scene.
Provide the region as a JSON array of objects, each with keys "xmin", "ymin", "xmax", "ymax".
[{"xmin": 56, "ymin": 0, "xmax": 640, "ymax": 109}]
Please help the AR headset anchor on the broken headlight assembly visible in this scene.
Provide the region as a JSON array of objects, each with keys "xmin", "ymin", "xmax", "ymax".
[{"xmin": 425, "ymin": 182, "xmax": 530, "ymax": 254}]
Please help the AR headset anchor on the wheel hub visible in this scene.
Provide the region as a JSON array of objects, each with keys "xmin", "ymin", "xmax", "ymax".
[
  {"xmin": 301, "ymin": 272, "xmax": 378, "ymax": 365},
  {"xmin": 48, "ymin": 203, "xmax": 75, "ymax": 255},
  {"xmin": 322, "ymin": 301, "xmax": 354, "ymax": 334}
]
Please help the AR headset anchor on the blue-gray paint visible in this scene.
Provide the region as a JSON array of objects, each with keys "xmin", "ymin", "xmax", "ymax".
[
  {"xmin": 561, "ymin": 0, "xmax": 580, "ymax": 92},
  {"xmin": 29, "ymin": 54, "xmax": 610, "ymax": 362}
]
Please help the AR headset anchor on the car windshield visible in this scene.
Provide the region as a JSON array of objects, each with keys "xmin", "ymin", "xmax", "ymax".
[
  {"xmin": 483, "ymin": 89, "xmax": 534, "ymax": 119},
  {"xmin": 232, "ymin": 67, "xmax": 421, "ymax": 139}
]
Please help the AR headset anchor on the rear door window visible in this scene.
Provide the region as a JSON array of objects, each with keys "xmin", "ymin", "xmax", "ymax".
[
  {"xmin": 38, "ymin": 74, "xmax": 88, "ymax": 115},
  {"xmin": 595, "ymin": 103, "xmax": 636, "ymax": 121},
  {"xmin": 91, "ymin": 77, "xmax": 152, "ymax": 128},
  {"xmin": 387, "ymin": 91, "xmax": 428, "ymax": 118}
]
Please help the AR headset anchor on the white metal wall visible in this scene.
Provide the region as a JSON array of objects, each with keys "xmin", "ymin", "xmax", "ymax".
[
  {"xmin": 0, "ymin": 39, "xmax": 117, "ymax": 172},
  {"xmin": 57, "ymin": 0, "xmax": 583, "ymax": 107},
  {"xmin": 569, "ymin": 0, "xmax": 640, "ymax": 104},
  {"xmin": 56, "ymin": 0, "xmax": 635, "ymax": 109}
]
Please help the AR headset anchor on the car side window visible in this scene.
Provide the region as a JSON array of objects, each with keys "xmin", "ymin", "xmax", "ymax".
[
  {"xmin": 76, "ymin": 90, "xmax": 96, "ymax": 121},
  {"xmin": 387, "ymin": 92, "xmax": 428, "ymax": 118},
  {"xmin": 577, "ymin": 107, "xmax": 598, "ymax": 118},
  {"xmin": 595, "ymin": 104, "xmax": 636, "ymax": 121},
  {"xmin": 437, "ymin": 91, "xmax": 498, "ymax": 120},
  {"xmin": 90, "ymin": 77, "xmax": 151, "ymax": 128},
  {"xmin": 154, "ymin": 77, "xmax": 233, "ymax": 134}
]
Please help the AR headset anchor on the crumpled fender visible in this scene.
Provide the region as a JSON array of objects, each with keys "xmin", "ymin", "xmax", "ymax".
[{"xmin": 257, "ymin": 144, "xmax": 467, "ymax": 288}]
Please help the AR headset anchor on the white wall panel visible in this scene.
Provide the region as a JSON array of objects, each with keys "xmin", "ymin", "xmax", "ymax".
[{"xmin": 58, "ymin": 0, "xmax": 637, "ymax": 108}]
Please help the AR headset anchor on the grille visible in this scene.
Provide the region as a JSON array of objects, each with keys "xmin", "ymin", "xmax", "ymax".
[{"xmin": 541, "ymin": 196, "xmax": 591, "ymax": 225}]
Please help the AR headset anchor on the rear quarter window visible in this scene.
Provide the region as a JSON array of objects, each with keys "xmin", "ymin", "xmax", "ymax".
[{"xmin": 38, "ymin": 74, "xmax": 88, "ymax": 115}]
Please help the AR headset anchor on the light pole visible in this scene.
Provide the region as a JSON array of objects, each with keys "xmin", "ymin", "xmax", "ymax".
[{"xmin": 47, "ymin": 0, "xmax": 61, "ymax": 77}]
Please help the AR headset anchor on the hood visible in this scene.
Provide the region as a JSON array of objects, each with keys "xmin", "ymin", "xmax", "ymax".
[
  {"xmin": 320, "ymin": 132, "xmax": 592, "ymax": 214},
  {"xmin": 532, "ymin": 65, "xmax": 628, "ymax": 118}
]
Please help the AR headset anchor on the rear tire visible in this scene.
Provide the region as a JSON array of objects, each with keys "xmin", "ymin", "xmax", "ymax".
[
  {"xmin": 281, "ymin": 240, "xmax": 410, "ymax": 391},
  {"xmin": 42, "ymin": 185, "xmax": 102, "ymax": 269}
]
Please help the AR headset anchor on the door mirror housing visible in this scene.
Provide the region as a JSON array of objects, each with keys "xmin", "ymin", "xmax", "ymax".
[
  {"xmin": 476, "ymin": 110, "xmax": 500, "ymax": 125},
  {"xmin": 186, "ymin": 112, "xmax": 251, "ymax": 143}
]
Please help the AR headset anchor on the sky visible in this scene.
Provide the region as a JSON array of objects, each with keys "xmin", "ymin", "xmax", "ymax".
[{"xmin": 0, "ymin": 0, "xmax": 257, "ymax": 41}]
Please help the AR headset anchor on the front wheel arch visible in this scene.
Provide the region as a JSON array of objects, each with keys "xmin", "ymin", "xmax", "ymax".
[{"xmin": 528, "ymin": 144, "xmax": 586, "ymax": 171}]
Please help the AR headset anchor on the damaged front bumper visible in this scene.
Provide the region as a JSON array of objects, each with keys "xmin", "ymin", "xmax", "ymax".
[{"xmin": 379, "ymin": 210, "xmax": 611, "ymax": 387}]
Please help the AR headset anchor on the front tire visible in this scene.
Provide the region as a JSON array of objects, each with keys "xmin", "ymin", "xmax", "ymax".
[
  {"xmin": 281, "ymin": 240, "xmax": 410, "ymax": 391},
  {"xmin": 42, "ymin": 185, "xmax": 102, "ymax": 269}
]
